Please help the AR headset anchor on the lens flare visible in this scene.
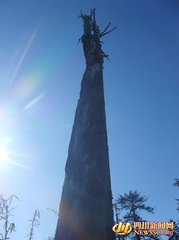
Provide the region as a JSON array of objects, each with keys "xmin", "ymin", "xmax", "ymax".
[
  {"xmin": 22, "ymin": 92, "xmax": 46, "ymax": 111},
  {"xmin": 8, "ymin": 25, "xmax": 40, "ymax": 87}
]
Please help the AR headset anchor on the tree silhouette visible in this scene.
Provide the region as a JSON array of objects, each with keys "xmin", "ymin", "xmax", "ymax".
[
  {"xmin": 26, "ymin": 209, "xmax": 40, "ymax": 240},
  {"xmin": 173, "ymin": 179, "xmax": 179, "ymax": 214},
  {"xmin": 115, "ymin": 190, "xmax": 154, "ymax": 223},
  {"xmin": 0, "ymin": 194, "xmax": 19, "ymax": 240},
  {"xmin": 173, "ymin": 179, "xmax": 179, "ymax": 187},
  {"xmin": 168, "ymin": 220, "xmax": 179, "ymax": 240},
  {"xmin": 114, "ymin": 190, "xmax": 160, "ymax": 240}
]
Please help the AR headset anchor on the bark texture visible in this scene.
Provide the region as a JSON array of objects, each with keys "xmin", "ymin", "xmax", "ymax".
[{"xmin": 55, "ymin": 10, "xmax": 115, "ymax": 240}]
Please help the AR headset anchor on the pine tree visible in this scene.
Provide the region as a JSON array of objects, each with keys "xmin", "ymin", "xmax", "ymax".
[
  {"xmin": 115, "ymin": 190, "xmax": 154, "ymax": 223},
  {"xmin": 114, "ymin": 190, "xmax": 157, "ymax": 240}
]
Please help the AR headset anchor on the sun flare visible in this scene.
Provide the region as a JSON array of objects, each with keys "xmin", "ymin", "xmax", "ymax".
[
  {"xmin": 0, "ymin": 146, "xmax": 9, "ymax": 168},
  {"xmin": 0, "ymin": 144, "xmax": 33, "ymax": 171},
  {"xmin": 0, "ymin": 100, "xmax": 33, "ymax": 171}
]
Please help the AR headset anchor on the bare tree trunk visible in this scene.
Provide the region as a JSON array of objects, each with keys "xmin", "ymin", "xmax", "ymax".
[{"xmin": 55, "ymin": 9, "xmax": 115, "ymax": 240}]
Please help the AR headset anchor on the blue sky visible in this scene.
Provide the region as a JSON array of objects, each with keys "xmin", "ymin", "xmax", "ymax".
[{"xmin": 0, "ymin": 0, "xmax": 178, "ymax": 239}]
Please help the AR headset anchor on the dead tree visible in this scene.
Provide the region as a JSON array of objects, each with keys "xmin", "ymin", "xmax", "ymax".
[
  {"xmin": 79, "ymin": 9, "xmax": 116, "ymax": 67},
  {"xmin": 55, "ymin": 9, "xmax": 116, "ymax": 240}
]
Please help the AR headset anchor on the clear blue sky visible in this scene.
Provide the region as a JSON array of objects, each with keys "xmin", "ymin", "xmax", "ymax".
[{"xmin": 0, "ymin": 0, "xmax": 178, "ymax": 239}]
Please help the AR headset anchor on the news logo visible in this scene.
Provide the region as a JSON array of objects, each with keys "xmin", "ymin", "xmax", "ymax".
[
  {"xmin": 112, "ymin": 221, "xmax": 174, "ymax": 237},
  {"xmin": 112, "ymin": 222, "xmax": 132, "ymax": 235}
]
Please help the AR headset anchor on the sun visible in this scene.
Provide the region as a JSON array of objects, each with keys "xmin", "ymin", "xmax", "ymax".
[
  {"xmin": 0, "ymin": 102, "xmax": 33, "ymax": 171},
  {"xmin": 0, "ymin": 146, "xmax": 9, "ymax": 169}
]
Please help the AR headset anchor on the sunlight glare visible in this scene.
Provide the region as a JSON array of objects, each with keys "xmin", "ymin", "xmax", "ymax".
[
  {"xmin": 0, "ymin": 146, "xmax": 8, "ymax": 169},
  {"xmin": 0, "ymin": 102, "xmax": 33, "ymax": 171}
]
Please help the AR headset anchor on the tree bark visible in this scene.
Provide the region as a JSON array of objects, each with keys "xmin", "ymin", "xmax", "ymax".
[{"xmin": 55, "ymin": 10, "xmax": 115, "ymax": 240}]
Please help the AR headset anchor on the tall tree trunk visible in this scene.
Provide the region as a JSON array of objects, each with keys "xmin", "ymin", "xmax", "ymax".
[{"xmin": 55, "ymin": 10, "xmax": 115, "ymax": 240}]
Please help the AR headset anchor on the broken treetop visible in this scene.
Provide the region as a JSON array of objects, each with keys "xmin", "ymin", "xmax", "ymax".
[{"xmin": 79, "ymin": 9, "xmax": 116, "ymax": 67}]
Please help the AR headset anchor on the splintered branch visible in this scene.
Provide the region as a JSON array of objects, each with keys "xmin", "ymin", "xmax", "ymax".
[
  {"xmin": 88, "ymin": 8, "xmax": 117, "ymax": 39},
  {"xmin": 100, "ymin": 26, "xmax": 117, "ymax": 38},
  {"xmin": 78, "ymin": 8, "xmax": 116, "ymax": 65},
  {"xmin": 90, "ymin": 8, "xmax": 96, "ymax": 22},
  {"xmin": 100, "ymin": 22, "xmax": 111, "ymax": 36}
]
